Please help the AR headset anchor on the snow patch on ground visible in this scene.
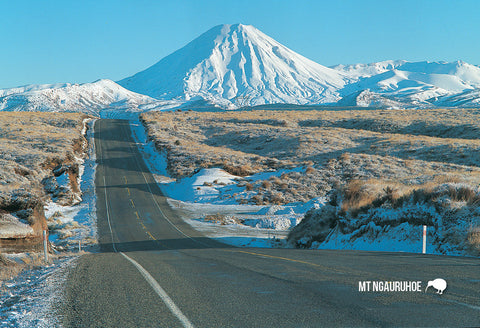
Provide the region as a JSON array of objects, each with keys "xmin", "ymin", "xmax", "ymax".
[
  {"xmin": 130, "ymin": 119, "xmax": 324, "ymax": 247},
  {"xmin": 315, "ymin": 222, "xmax": 436, "ymax": 254},
  {"xmin": 45, "ymin": 118, "xmax": 98, "ymax": 250},
  {"xmin": 0, "ymin": 215, "xmax": 34, "ymax": 239}
]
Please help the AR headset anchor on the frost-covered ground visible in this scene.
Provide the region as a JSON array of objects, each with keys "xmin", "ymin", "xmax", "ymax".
[
  {"xmin": 315, "ymin": 221, "xmax": 436, "ymax": 255},
  {"xmin": 289, "ymin": 182, "xmax": 480, "ymax": 257},
  {"xmin": 0, "ymin": 119, "xmax": 98, "ymax": 327},
  {"xmin": 0, "ymin": 257, "xmax": 76, "ymax": 327}
]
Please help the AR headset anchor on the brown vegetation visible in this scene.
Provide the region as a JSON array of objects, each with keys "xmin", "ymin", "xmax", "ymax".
[
  {"xmin": 141, "ymin": 108, "xmax": 480, "ymax": 206},
  {"xmin": 0, "ymin": 112, "xmax": 89, "ymax": 252},
  {"xmin": 142, "ymin": 108, "xmax": 480, "ymax": 254}
]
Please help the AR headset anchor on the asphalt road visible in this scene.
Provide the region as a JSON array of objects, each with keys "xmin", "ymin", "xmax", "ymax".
[{"xmin": 61, "ymin": 119, "xmax": 480, "ymax": 327}]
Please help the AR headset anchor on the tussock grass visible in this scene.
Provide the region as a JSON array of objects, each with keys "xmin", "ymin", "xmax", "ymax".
[
  {"xmin": 467, "ymin": 225, "xmax": 480, "ymax": 254},
  {"xmin": 143, "ymin": 108, "xmax": 480, "ymax": 254},
  {"xmin": 204, "ymin": 213, "xmax": 243, "ymax": 225},
  {"xmin": 142, "ymin": 108, "xmax": 480, "ymax": 205},
  {"xmin": 289, "ymin": 179, "xmax": 480, "ymax": 253},
  {"xmin": 0, "ymin": 112, "xmax": 89, "ymax": 242},
  {"xmin": 0, "ymin": 253, "xmax": 23, "ymax": 283}
]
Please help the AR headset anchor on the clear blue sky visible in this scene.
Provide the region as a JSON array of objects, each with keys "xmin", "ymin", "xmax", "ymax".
[{"xmin": 1, "ymin": 0, "xmax": 479, "ymax": 88}]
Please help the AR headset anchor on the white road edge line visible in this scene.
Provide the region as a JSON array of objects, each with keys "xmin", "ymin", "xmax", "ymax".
[
  {"xmin": 98, "ymin": 121, "xmax": 117, "ymax": 252},
  {"xmin": 98, "ymin": 121, "xmax": 195, "ymax": 327},
  {"xmin": 120, "ymin": 252, "xmax": 195, "ymax": 328},
  {"xmin": 125, "ymin": 122, "xmax": 210, "ymax": 248},
  {"xmin": 103, "ymin": 174, "xmax": 117, "ymax": 253}
]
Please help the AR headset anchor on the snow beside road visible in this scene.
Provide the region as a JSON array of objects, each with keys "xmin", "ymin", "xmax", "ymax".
[
  {"xmin": 0, "ymin": 119, "xmax": 98, "ymax": 326},
  {"xmin": 315, "ymin": 222, "xmax": 436, "ymax": 255},
  {"xmin": 0, "ymin": 257, "xmax": 76, "ymax": 327},
  {"xmin": 130, "ymin": 119, "xmax": 478, "ymax": 257},
  {"xmin": 44, "ymin": 118, "xmax": 98, "ymax": 250}
]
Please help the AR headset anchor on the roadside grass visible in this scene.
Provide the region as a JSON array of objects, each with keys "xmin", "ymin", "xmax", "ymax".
[
  {"xmin": 0, "ymin": 112, "xmax": 89, "ymax": 279},
  {"xmin": 0, "ymin": 252, "xmax": 46, "ymax": 289},
  {"xmin": 141, "ymin": 108, "xmax": 480, "ymax": 204},
  {"xmin": 467, "ymin": 225, "xmax": 480, "ymax": 255}
]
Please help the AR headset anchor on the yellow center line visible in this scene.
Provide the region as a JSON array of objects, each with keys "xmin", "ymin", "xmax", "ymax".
[
  {"xmin": 230, "ymin": 250, "xmax": 414, "ymax": 279},
  {"xmin": 126, "ymin": 187, "xmax": 131, "ymax": 196},
  {"xmin": 135, "ymin": 211, "xmax": 157, "ymax": 241},
  {"xmin": 130, "ymin": 198, "xmax": 135, "ymax": 208},
  {"xmin": 233, "ymin": 250, "xmax": 323, "ymax": 268},
  {"xmin": 124, "ymin": 176, "xmax": 128, "ymax": 184},
  {"xmin": 230, "ymin": 250, "xmax": 350, "ymax": 275},
  {"xmin": 145, "ymin": 230, "xmax": 157, "ymax": 241}
]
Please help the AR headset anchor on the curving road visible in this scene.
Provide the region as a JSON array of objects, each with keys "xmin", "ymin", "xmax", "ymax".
[{"xmin": 61, "ymin": 119, "xmax": 480, "ymax": 327}]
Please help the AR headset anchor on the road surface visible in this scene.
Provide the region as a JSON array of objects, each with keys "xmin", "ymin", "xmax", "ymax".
[{"xmin": 61, "ymin": 119, "xmax": 480, "ymax": 327}]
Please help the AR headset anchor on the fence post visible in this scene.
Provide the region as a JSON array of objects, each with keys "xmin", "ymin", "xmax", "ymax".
[
  {"xmin": 43, "ymin": 230, "xmax": 49, "ymax": 263},
  {"xmin": 422, "ymin": 225, "xmax": 427, "ymax": 254}
]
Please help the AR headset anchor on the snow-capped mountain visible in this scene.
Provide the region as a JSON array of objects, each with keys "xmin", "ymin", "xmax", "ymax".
[
  {"xmin": 118, "ymin": 24, "xmax": 349, "ymax": 108},
  {"xmin": 0, "ymin": 79, "xmax": 160, "ymax": 115},
  {"xmin": 433, "ymin": 89, "xmax": 480, "ymax": 107},
  {"xmin": 1, "ymin": 24, "xmax": 480, "ymax": 111},
  {"xmin": 332, "ymin": 60, "xmax": 480, "ymax": 108}
]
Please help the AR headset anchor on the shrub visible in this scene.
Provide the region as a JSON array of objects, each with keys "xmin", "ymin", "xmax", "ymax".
[
  {"xmin": 223, "ymin": 164, "xmax": 252, "ymax": 177},
  {"xmin": 287, "ymin": 205, "xmax": 338, "ymax": 248},
  {"xmin": 261, "ymin": 180, "xmax": 272, "ymax": 189},
  {"xmin": 467, "ymin": 225, "xmax": 480, "ymax": 254}
]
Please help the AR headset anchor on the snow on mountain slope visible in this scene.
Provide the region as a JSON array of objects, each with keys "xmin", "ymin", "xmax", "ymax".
[
  {"xmin": 0, "ymin": 79, "xmax": 159, "ymax": 115},
  {"xmin": 2, "ymin": 24, "xmax": 480, "ymax": 112},
  {"xmin": 433, "ymin": 89, "xmax": 480, "ymax": 107},
  {"xmin": 333, "ymin": 60, "xmax": 480, "ymax": 86},
  {"xmin": 333, "ymin": 60, "xmax": 480, "ymax": 107},
  {"xmin": 331, "ymin": 60, "xmax": 408, "ymax": 79},
  {"xmin": 118, "ymin": 24, "xmax": 349, "ymax": 108},
  {"xmin": 0, "ymin": 83, "xmax": 70, "ymax": 98}
]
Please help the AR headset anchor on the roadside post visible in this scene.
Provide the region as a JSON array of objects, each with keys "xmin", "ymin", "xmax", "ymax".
[
  {"xmin": 43, "ymin": 230, "xmax": 49, "ymax": 263},
  {"xmin": 422, "ymin": 225, "xmax": 427, "ymax": 254}
]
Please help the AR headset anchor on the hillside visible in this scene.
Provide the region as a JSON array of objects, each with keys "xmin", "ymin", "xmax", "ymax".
[{"xmin": 140, "ymin": 108, "xmax": 480, "ymax": 255}]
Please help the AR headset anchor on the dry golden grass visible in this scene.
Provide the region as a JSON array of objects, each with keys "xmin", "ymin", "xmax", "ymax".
[
  {"xmin": 145, "ymin": 108, "xmax": 480, "ymax": 254},
  {"xmin": 0, "ymin": 253, "xmax": 23, "ymax": 282},
  {"xmin": 467, "ymin": 225, "xmax": 480, "ymax": 254},
  {"xmin": 0, "ymin": 112, "xmax": 89, "ymax": 243},
  {"xmin": 141, "ymin": 108, "xmax": 480, "ymax": 205}
]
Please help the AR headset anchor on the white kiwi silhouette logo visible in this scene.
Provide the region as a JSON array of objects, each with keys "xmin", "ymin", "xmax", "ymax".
[{"xmin": 425, "ymin": 278, "xmax": 447, "ymax": 295}]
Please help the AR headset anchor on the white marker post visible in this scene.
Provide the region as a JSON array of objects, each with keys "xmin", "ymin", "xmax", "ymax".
[
  {"xmin": 422, "ymin": 225, "xmax": 427, "ymax": 254},
  {"xmin": 43, "ymin": 230, "xmax": 49, "ymax": 263}
]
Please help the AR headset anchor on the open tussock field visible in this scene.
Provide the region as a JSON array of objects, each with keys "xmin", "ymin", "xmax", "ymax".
[{"xmin": 141, "ymin": 108, "xmax": 480, "ymax": 254}]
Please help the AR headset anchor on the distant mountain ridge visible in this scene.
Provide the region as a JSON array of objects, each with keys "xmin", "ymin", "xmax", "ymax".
[
  {"xmin": 1, "ymin": 24, "xmax": 480, "ymax": 112},
  {"xmin": 333, "ymin": 60, "xmax": 480, "ymax": 108}
]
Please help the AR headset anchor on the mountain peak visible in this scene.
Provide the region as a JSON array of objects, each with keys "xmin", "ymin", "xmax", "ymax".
[{"xmin": 118, "ymin": 24, "xmax": 347, "ymax": 107}]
